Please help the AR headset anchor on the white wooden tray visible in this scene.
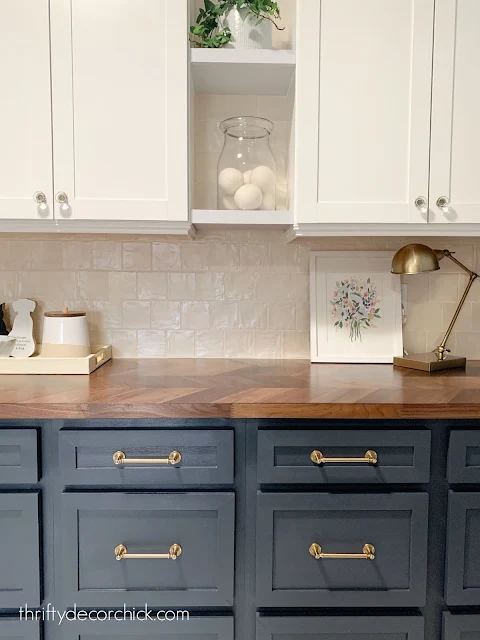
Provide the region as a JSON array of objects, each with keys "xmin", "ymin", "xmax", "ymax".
[{"xmin": 0, "ymin": 345, "xmax": 111, "ymax": 375}]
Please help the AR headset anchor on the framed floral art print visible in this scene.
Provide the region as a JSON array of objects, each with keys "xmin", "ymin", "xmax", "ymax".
[{"xmin": 310, "ymin": 252, "xmax": 403, "ymax": 363}]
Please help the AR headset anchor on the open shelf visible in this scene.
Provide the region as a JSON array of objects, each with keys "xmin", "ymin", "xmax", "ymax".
[
  {"xmin": 190, "ymin": 48, "xmax": 296, "ymax": 96},
  {"xmin": 191, "ymin": 209, "xmax": 293, "ymax": 228}
]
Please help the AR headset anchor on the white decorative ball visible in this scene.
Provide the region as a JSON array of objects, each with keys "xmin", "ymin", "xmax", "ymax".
[
  {"xmin": 222, "ymin": 195, "xmax": 236, "ymax": 210},
  {"xmin": 218, "ymin": 167, "xmax": 244, "ymax": 195},
  {"xmin": 234, "ymin": 184, "xmax": 263, "ymax": 211},
  {"xmin": 260, "ymin": 191, "xmax": 276, "ymax": 210},
  {"xmin": 250, "ymin": 165, "xmax": 276, "ymax": 191},
  {"xmin": 243, "ymin": 170, "xmax": 252, "ymax": 184}
]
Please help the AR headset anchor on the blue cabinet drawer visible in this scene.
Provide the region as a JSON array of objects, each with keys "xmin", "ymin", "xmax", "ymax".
[
  {"xmin": 448, "ymin": 431, "xmax": 480, "ymax": 483},
  {"xmin": 60, "ymin": 618, "xmax": 233, "ymax": 640},
  {"xmin": 0, "ymin": 620, "xmax": 40, "ymax": 640},
  {"xmin": 257, "ymin": 616, "xmax": 424, "ymax": 640},
  {"xmin": 60, "ymin": 492, "xmax": 235, "ymax": 608},
  {"xmin": 444, "ymin": 613, "xmax": 480, "ymax": 639},
  {"xmin": 257, "ymin": 492, "xmax": 428, "ymax": 608},
  {"xmin": 258, "ymin": 430, "xmax": 431, "ymax": 484},
  {"xmin": 0, "ymin": 493, "xmax": 41, "ymax": 608},
  {"xmin": 59, "ymin": 429, "xmax": 233, "ymax": 486},
  {"xmin": 0, "ymin": 429, "xmax": 38, "ymax": 484},
  {"xmin": 445, "ymin": 492, "xmax": 480, "ymax": 605}
]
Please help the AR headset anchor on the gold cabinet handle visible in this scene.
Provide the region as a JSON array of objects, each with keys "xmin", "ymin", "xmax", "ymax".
[
  {"xmin": 310, "ymin": 450, "xmax": 377, "ymax": 465},
  {"xmin": 115, "ymin": 543, "xmax": 182, "ymax": 561},
  {"xmin": 113, "ymin": 450, "xmax": 182, "ymax": 465},
  {"xmin": 309, "ymin": 543, "xmax": 375, "ymax": 560}
]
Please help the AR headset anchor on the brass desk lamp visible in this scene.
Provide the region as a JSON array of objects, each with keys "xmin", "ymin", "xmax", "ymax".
[{"xmin": 391, "ymin": 243, "xmax": 478, "ymax": 372}]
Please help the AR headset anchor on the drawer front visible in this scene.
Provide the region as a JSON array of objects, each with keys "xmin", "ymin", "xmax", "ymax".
[
  {"xmin": 448, "ymin": 431, "xmax": 480, "ymax": 483},
  {"xmin": 258, "ymin": 430, "xmax": 431, "ymax": 484},
  {"xmin": 257, "ymin": 492, "xmax": 428, "ymax": 608},
  {"xmin": 445, "ymin": 492, "xmax": 480, "ymax": 605},
  {"xmin": 61, "ymin": 492, "xmax": 235, "ymax": 607},
  {"xmin": 257, "ymin": 616, "xmax": 424, "ymax": 640},
  {"xmin": 0, "ymin": 621, "xmax": 40, "ymax": 640},
  {"xmin": 0, "ymin": 493, "xmax": 41, "ymax": 608},
  {"xmin": 0, "ymin": 429, "xmax": 38, "ymax": 484},
  {"xmin": 444, "ymin": 613, "xmax": 480, "ymax": 639},
  {"xmin": 59, "ymin": 618, "xmax": 233, "ymax": 640},
  {"xmin": 59, "ymin": 429, "xmax": 234, "ymax": 486}
]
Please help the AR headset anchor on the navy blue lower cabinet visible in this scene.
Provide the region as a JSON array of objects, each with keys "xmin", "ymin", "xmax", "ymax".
[
  {"xmin": 59, "ymin": 617, "xmax": 234, "ymax": 640},
  {"xmin": 448, "ymin": 431, "xmax": 480, "ymax": 484},
  {"xmin": 257, "ymin": 616, "xmax": 425, "ymax": 640},
  {"xmin": 60, "ymin": 492, "xmax": 235, "ymax": 608},
  {"xmin": 0, "ymin": 620, "xmax": 40, "ymax": 640},
  {"xmin": 0, "ymin": 429, "xmax": 38, "ymax": 483},
  {"xmin": 256, "ymin": 492, "xmax": 429, "ymax": 608},
  {"xmin": 444, "ymin": 613, "xmax": 480, "ymax": 639},
  {"xmin": 0, "ymin": 493, "xmax": 41, "ymax": 608},
  {"xmin": 445, "ymin": 491, "xmax": 480, "ymax": 605},
  {"xmin": 59, "ymin": 429, "xmax": 234, "ymax": 486}
]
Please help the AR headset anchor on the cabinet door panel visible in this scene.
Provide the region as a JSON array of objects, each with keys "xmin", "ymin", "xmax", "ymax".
[
  {"xmin": 50, "ymin": 0, "xmax": 188, "ymax": 222},
  {"xmin": 257, "ymin": 616, "xmax": 425, "ymax": 640},
  {"xmin": 0, "ymin": 621, "xmax": 40, "ymax": 640},
  {"xmin": 444, "ymin": 613, "xmax": 480, "ymax": 640},
  {"xmin": 0, "ymin": 1, "xmax": 53, "ymax": 220},
  {"xmin": 0, "ymin": 493, "xmax": 41, "ymax": 608},
  {"xmin": 60, "ymin": 492, "xmax": 234, "ymax": 608},
  {"xmin": 257, "ymin": 492, "xmax": 428, "ymax": 608},
  {"xmin": 0, "ymin": 429, "xmax": 38, "ymax": 484},
  {"xmin": 448, "ymin": 431, "xmax": 480, "ymax": 484},
  {"xmin": 445, "ymin": 492, "xmax": 480, "ymax": 605},
  {"xmin": 296, "ymin": 0, "xmax": 434, "ymax": 224},
  {"xmin": 430, "ymin": 0, "xmax": 480, "ymax": 224}
]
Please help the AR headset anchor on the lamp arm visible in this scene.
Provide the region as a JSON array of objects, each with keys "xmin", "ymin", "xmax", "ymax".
[{"xmin": 435, "ymin": 259, "xmax": 478, "ymax": 359}]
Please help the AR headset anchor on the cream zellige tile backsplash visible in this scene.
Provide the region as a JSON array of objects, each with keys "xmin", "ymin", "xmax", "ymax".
[{"xmin": 0, "ymin": 233, "xmax": 479, "ymax": 359}]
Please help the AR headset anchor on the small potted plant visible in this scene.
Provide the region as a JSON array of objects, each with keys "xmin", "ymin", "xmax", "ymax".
[{"xmin": 190, "ymin": 0, "xmax": 284, "ymax": 50}]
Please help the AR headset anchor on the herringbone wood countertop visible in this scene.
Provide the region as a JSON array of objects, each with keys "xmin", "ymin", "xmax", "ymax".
[{"xmin": 1, "ymin": 359, "xmax": 480, "ymax": 419}]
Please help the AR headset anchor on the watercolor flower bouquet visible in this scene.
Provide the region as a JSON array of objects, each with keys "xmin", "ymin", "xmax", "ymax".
[{"xmin": 331, "ymin": 277, "xmax": 381, "ymax": 342}]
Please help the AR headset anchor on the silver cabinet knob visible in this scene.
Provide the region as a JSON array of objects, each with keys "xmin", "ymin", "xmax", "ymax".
[
  {"xmin": 414, "ymin": 196, "xmax": 427, "ymax": 211},
  {"xmin": 55, "ymin": 192, "xmax": 69, "ymax": 205},
  {"xmin": 436, "ymin": 196, "xmax": 449, "ymax": 212},
  {"xmin": 33, "ymin": 191, "xmax": 48, "ymax": 216}
]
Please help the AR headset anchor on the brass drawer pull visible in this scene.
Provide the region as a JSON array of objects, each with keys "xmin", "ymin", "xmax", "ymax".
[
  {"xmin": 115, "ymin": 543, "xmax": 182, "ymax": 561},
  {"xmin": 309, "ymin": 543, "xmax": 375, "ymax": 560},
  {"xmin": 310, "ymin": 449, "xmax": 378, "ymax": 465},
  {"xmin": 113, "ymin": 450, "xmax": 182, "ymax": 465}
]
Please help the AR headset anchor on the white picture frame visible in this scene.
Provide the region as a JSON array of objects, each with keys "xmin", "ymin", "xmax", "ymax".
[{"xmin": 310, "ymin": 252, "xmax": 403, "ymax": 363}]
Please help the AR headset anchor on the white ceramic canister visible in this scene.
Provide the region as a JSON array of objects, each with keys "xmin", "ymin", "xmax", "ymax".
[
  {"xmin": 220, "ymin": 7, "xmax": 272, "ymax": 49},
  {"xmin": 42, "ymin": 308, "xmax": 90, "ymax": 358}
]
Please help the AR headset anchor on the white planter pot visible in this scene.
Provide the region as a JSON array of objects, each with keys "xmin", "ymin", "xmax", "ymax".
[{"xmin": 221, "ymin": 8, "xmax": 272, "ymax": 50}]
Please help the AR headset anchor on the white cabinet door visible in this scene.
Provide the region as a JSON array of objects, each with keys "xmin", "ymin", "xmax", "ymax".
[
  {"xmin": 50, "ymin": 0, "xmax": 188, "ymax": 222},
  {"xmin": 295, "ymin": 0, "xmax": 434, "ymax": 225},
  {"xmin": 430, "ymin": 0, "xmax": 480, "ymax": 224},
  {"xmin": 0, "ymin": 0, "xmax": 53, "ymax": 220}
]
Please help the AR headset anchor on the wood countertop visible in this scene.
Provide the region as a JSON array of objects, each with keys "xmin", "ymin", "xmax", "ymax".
[{"xmin": 1, "ymin": 359, "xmax": 480, "ymax": 420}]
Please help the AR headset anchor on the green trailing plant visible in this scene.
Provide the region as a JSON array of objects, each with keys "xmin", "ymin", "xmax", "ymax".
[{"xmin": 190, "ymin": 0, "xmax": 284, "ymax": 48}]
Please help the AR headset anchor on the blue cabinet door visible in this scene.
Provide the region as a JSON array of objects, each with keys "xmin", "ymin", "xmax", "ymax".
[
  {"xmin": 257, "ymin": 492, "xmax": 428, "ymax": 608},
  {"xmin": 0, "ymin": 493, "xmax": 41, "ymax": 608},
  {"xmin": 446, "ymin": 492, "xmax": 480, "ymax": 605},
  {"xmin": 0, "ymin": 429, "xmax": 38, "ymax": 483},
  {"xmin": 448, "ymin": 431, "xmax": 480, "ymax": 484},
  {"xmin": 257, "ymin": 616, "xmax": 424, "ymax": 640},
  {"xmin": 258, "ymin": 430, "xmax": 431, "ymax": 484},
  {"xmin": 59, "ymin": 617, "xmax": 233, "ymax": 640},
  {"xmin": 444, "ymin": 613, "xmax": 480, "ymax": 639},
  {"xmin": 60, "ymin": 492, "xmax": 235, "ymax": 608},
  {"xmin": 0, "ymin": 620, "xmax": 40, "ymax": 640},
  {"xmin": 59, "ymin": 429, "xmax": 234, "ymax": 486}
]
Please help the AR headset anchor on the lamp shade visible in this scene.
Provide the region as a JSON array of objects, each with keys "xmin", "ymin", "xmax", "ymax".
[{"xmin": 391, "ymin": 244, "xmax": 441, "ymax": 275}]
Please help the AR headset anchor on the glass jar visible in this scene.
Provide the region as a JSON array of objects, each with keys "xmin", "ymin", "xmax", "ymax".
[{"xmin": 217, "ymin": 117, "xmax": 276, "ymax": 211}]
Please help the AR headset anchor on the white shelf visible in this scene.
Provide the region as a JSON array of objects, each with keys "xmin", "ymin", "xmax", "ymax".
[
  {"xmin": 190, "ymin": 48, "xmax": 295, "ymax": 96},
  {"xmin": 192, "ymin": 209, "xmax": 293, "ymax": 228}
]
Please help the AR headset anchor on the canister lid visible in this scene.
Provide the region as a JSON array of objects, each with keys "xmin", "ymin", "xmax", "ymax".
[{"xmin": 44, "ymin": 307, "xmax": 86, "ymax": 318}]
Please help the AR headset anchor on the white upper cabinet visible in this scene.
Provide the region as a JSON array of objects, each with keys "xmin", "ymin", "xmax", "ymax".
[
  {"xmin": 430, "ymin": 0, "xmax": 480, "ymax": 224},
  {"xmin": 295, "ymin": 0, "xmax": 434, "ymax": 226},
  {"xmin": 0, "ymin": 0, "xmax": 53, "ymax": 220},
  {"xmin": 50, "ymin": 0, "xmax": 189, "ymax": 223}
]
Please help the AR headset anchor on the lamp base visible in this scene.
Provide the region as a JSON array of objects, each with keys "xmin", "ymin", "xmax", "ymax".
[{"xmin": 393, "ymin": 352, "xmax": 467, "ymax": 372}]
